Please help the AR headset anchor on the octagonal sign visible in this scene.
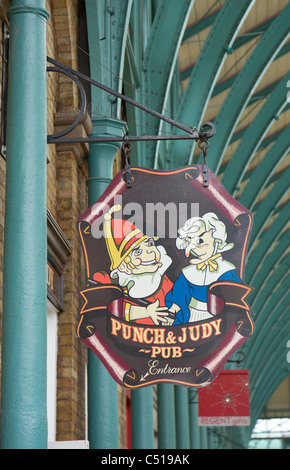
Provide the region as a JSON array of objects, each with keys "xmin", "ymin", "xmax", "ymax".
[{"xmin": 76, "ymin": 165, "xmax": 254, "ymax": 389}]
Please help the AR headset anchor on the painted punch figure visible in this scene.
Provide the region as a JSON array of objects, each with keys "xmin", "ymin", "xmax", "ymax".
[
  {"xmin": 165, "ymin": 212, "xmax": 241, "ymax": 324},
  {"xmin": 94, "ymin": 204, "xmax": 173, "ymax": 325}
]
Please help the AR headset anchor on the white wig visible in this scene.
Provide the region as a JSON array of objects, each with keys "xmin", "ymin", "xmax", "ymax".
[{"xmin": 176, "ymin": 212, "xmax": 234, "ymax": 253}]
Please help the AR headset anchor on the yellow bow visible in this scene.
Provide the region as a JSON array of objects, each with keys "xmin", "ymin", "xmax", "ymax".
[{"xmin": 197, "ymin": 253, "xmax": 221, "ymax": 272}]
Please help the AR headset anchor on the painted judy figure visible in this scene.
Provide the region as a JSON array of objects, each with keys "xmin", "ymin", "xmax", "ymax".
[{"xmin": 165, "ymin": 212, "xmax": 241, "ymax": 325}]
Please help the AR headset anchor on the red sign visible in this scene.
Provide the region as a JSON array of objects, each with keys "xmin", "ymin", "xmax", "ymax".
[{"xmin": 198, "ymin": 370, "xmax": 250, "ymax": 426}]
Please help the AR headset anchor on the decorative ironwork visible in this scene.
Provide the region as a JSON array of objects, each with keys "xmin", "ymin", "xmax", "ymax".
[{"xmin": 46, "ymin": 56, "xmax": 216, "ymax": 147}]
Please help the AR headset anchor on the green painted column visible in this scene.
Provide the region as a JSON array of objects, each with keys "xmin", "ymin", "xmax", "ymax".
[
  {"xmin": 200, "ymin": 426, "xmax": 208, "ymax": 449},
  {"xmin": 86, "ymin": 118, "xmax": 127, "ymax": 449},
  {"xmin": 0, "ymin": 0, "xmax": 49, "ymax": 449},
  {"xmin": 188, "ymin": 389, "xmax": 200, "ymax": 449},
  {"xmin": 131, "ymin": 388, "xmax": 155, "ymax": 449},
  {"xmin": 157, "ymin": 384, "xmax": 176, "ymax": 448},
  {"xmin": 175, "ymin": 386, "xmax": 190, "ymax": 449}
]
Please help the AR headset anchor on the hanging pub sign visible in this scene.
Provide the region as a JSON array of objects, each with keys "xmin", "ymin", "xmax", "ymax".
[
  {"xmin": 76, "ymin": 162, "xmax": 254, "ymax": 389},
  {"xmin": 198, "ymin": 370, "xmax": 250, "ymax": 426}
]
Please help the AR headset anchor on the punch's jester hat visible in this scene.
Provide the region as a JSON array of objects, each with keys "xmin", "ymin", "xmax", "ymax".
[{"xmin": 104, "ymin": 204, "xmax": 147, "ymax": 270}]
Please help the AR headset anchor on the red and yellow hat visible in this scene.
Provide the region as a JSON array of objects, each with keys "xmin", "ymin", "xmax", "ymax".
[{"xmin": 104, "ymin": 204, "xmax": 147, "ymax": 270}]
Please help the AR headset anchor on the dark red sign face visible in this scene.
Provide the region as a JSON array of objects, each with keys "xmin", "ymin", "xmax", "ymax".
[
  {"xmin": 76, "ymin": 165, "xmax": 254, "ymax": 389},
  {"xmin": 198, "ymin": 370, "xmax": 250, "ymax": 426}
]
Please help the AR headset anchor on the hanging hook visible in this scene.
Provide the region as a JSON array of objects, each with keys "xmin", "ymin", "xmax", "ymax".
[
  {"xmin": 198, "ymin": 138, "xmax": 209, "ymax": 187},
  {"xmin": 122, "ymin": 141, "xmax": 134, "ymax": 188},
  {"xmin": 227, "ymin": 351, "xmax": 246, "ymax": 366}
]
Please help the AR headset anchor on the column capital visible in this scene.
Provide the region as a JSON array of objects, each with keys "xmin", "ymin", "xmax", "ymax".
[
  {"xmin": 87, "ymin": 118, "xmax": 128, "ymax": 204},
  {"xmin": 91, "ymin": 117, "xmax": 128, "ymax": 143},
  {"xmin": 8, "ymin": 4, "xmax": 49, "ymax": 21}
]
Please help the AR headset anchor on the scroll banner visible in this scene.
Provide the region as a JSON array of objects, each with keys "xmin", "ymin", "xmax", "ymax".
[
  {"xmin": 76, "ymin": 165, "xmax": 255, "ymax": 388},
  {"xmin": 77, "ymin": 281, "xmax": 253, "ymax": 387}
]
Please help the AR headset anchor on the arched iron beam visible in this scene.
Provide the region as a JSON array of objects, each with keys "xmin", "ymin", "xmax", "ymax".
[
  {"xmin": 248, "ymin": 358, "xmax": 289, "ymax": 437},
  {"xmin": 248, "ymin": 167, "xmax": 290, "ymax": 247},
  {"xmin": 233, "ymin": 270, "xmax": 289, "ymax": 374},
  {"xmin": 249, "ymin": 325, "xmax": 290, "ymax": 425},
  {"xmin": 133, "ymin": 0, "xmax": 194, "ymax": 168},
  {"xmin": 252, "ymin": 365, "xmax": 290, "ymax": 427},
  {"xmin": 249, "ymin": 231, "xmax": 290, "ymax": 304},
  {"xmin": 251, "ymin": 375, "xmax": 290, "ymax": 433},
  {"xmin": 249, "ymin": 309, "xmax": 289, "ymax": 393},
  {"xmin": 181, "ymin": 13, "xmax": 283, "ymax": 80},
  {"xmin": 249, "ymin": 309, "xmax": 289, "ymax": 385},
  {"xmin": 209, "ymin": 4, "xmax": 290, "ymax": 174},
  {"xmin": 85, "ymin": 0, "xmax": 132, "ymax": 118},
  {"xmin": 252, "ymin": 264, "xmax": 289, "ymax": 312},
  {"xmin": 238, "ymin": 126, "xmax": 290, "ymax": 210},
  {"xmin": 246, "ymin": 203, "xmax": 289, "ymax": 284},
  {"xmin": 221, "ymin": 73, "xmax": 290, "ymax": 194},
  {"xmin": 217, "ymin": 119, "xmax": 289, "ymax": 177},
  {"xmin": 244, "ymin": 291, "xmax": 289, "ymax": 369},
  {"xmin": 166, "ymin": 0, "xmax": 255, "ymax": 168},
  {"xmin": 191, "ymin": 42, "xmax": 290, "ymax": 98},
  {"xmin": 245, "ymin": 287, "xmax": 289, "ymax": 366},
  {"xmin": 182, "ymin": 8, "xmax": 220, "ymax": 42}
]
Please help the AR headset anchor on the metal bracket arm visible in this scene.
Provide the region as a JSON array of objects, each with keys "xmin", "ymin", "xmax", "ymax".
[{"xmin": 46, "ymin": 56, "xmax": 215, "ymax": 145}]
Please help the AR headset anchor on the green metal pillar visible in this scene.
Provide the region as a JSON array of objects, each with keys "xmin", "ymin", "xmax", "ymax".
[
  {"xmin": 0, "ymin": 0, "xmax": 49, "ymax": 449},
  {"xmin": 188, "ymin": 389, "xmax": 200, "ymax": 449},
  {"xmin": 131, "ymin": 388, "xmax": 155, "ymax": 449},
  {"xmin": 157, "ymin": 384, "xmax": 176, "ymax": 448},
  {"xmin": 86, "ymin": 118, "xmax": 127, "ymax": 449},
  {"xmin": 175, "ymin": 386, "xmax": 190, "ymax": 449},
  {"xmin": 200, "ymin": 426, "xmax": 208, "ymax": 449}
]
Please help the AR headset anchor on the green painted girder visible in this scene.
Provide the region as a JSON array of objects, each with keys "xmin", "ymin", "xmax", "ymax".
[
  {"xmin": 167, "ymin": 0, "xmax": 255, "ymax": 168},
  {"xmin": 208, "ymin": 4, "xmax": 290, "ymax": 174},
  {"xmin": 249, "ymin": 230, "xmax": 290, "ymax": 304},
  {"xmin": 252, "ymin": 366, "xmax": 290, "ymax": 428},
  {"xmin": 253, "ymin": 296, "xmax": 289, "ymax": 362},
  {"xmin": 248, "ymin": 167, "xmax": 290, "ymax": 245},
  {"xmin": 249, "ymin": 322, "xmax": 290, "ymax": 424},
  {"xmin": 248, "ymin": 302, "xmax": 289, "ymax": 384},
  {"xmin": 245, "ymin": 284, "xmax": 290, "ymax": 366},
  {"xmin": 182, "ymin": 8, "xmax": 219, "ymax": 42},
  {"xmin": 252, "ymin": 263, "xmax": 289, "ymax": 312},
  {"xmin": 181, "ymin": 12, "xmax": 277, "ymax": 81},
  {"xmin": 245, "ymin": 289, "xmax": 289, "ymax": 368},
  {"xmin": 246, "ymin": 203, "xmax": 289, "ymax": 284},
  {"xmin": 253, "ymin": 167, "xmax": 290, "ymax": 207},
  {"xmin": 239, "ymin": 266, "xmax": 289, "ymax": 358},
  {"xmin": 221, "ymin": 73, "xmax": 290, "ymax": 194},
  {"xmin": 217, "ymin": 119, "xmax": 289, "ymax": 177},
  {"xmin": 241, "ymin": 291, "xmax": 290, "ymax": 430},
  {"xmin": 208, "ymin": 42, "xmax": 290, "ymax": 99},
  {"xmin": 238, "ymin": 126, "xmax": 290, "ymax": 209},
  {"xmin": 239, "ymin": 122, "xmax": 288, "ymax": 155},
  {"xmin": 250, "ymin": 354, "xmax": 289, "ymax": 430},
  {"xmin": 135, "ymin": 0, "xmax": 193, "ymax": 168},
  {"xmin": 85, "ymin": 0, "xmax": 132, "ymax": 117},
  {"xmin": 247, "ymin": 72, "xmax": 290, "ymax": 106},
  {"xmin": 182, "ymin": 7, "xmax": 276, "ymax": 51}
]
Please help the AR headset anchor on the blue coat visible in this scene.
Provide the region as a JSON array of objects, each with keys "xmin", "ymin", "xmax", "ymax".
[{"xmin": 165, "ymin": 269, "xmax": 240, "ymax": 325}]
